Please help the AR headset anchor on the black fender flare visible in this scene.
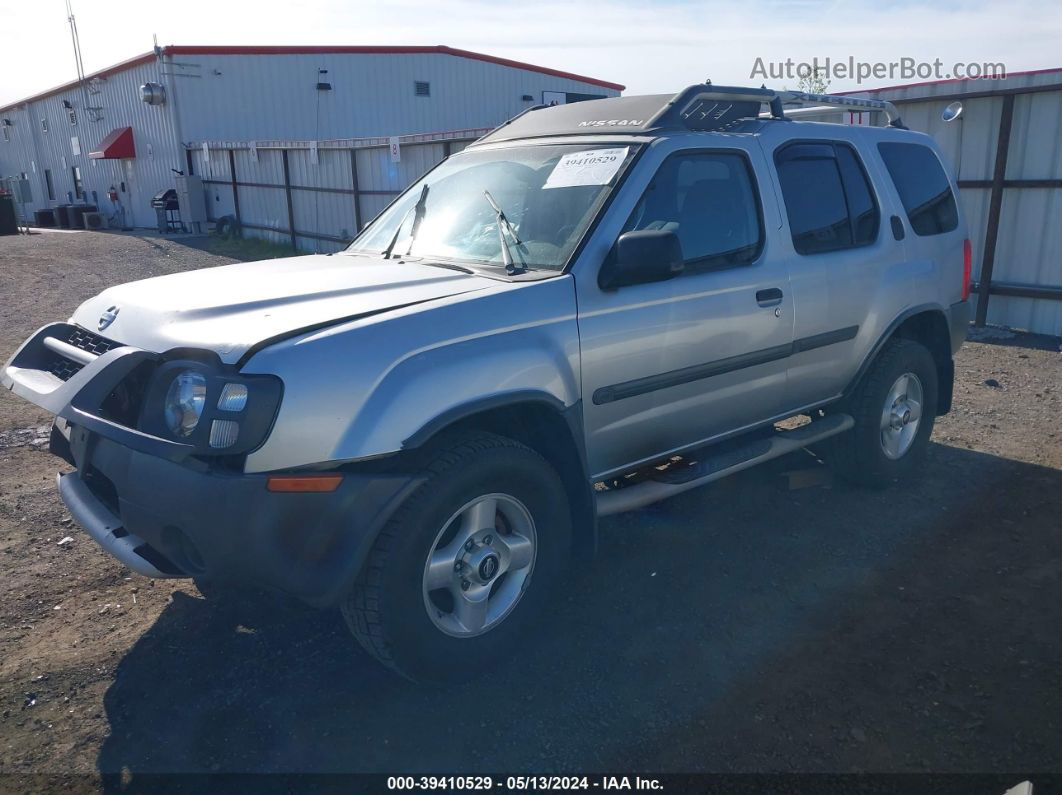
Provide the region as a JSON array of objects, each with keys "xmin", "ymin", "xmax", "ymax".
[{"xmin": 843, "ymin": 302, "xmax": 951, "ymax": 402}]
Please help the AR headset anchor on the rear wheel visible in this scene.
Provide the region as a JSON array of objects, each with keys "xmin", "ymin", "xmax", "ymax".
[
  {"xmin": 831, "ymin": 338, "xmax": 938, "ymax": 487},
  {"xmin": 342, "ymin": 432, "xmax": 571, "ymax": 683}
]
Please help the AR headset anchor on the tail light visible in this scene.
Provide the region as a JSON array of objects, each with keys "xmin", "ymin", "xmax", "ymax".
[{"xmin": 962, "ymin": 239, "xmax": 972, "ymax": 301}]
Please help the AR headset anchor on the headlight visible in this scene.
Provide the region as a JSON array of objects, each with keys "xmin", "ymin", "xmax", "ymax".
[
  {"xmin": 142, "ymin": 358, "xmax": 283, "ymax": 456},
  {"xmin": 164, "ymin": 371, "xmax": 207, "ymax": 437}
]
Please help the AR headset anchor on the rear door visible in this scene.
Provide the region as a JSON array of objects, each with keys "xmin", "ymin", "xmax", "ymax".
[
  {"xmin": 763, "ymin": 133, "xmax": 901, "ymax": 409},
  {"xmin": 574, "ymin": 138, "xmax": 794, "ymax": 480}
]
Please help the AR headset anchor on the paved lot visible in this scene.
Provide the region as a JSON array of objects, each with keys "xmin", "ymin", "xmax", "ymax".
[{"xmin": 0, "ymin": 230, "xmax": 1060, "ymax": 785}]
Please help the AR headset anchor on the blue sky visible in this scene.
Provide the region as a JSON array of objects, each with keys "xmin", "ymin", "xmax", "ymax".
[{"xmin": 1, "ymin": 0, "xmax": 1059, "ymax": 105}]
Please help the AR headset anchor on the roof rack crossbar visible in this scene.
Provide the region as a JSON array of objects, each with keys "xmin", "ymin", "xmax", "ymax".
[{"xmin": 772, "ymin": 90, "xmax": 906, "ymax": 128}]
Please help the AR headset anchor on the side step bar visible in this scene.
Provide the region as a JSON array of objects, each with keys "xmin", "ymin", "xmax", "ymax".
[{"xmin": 595, "ymin": 414, "xmax": 854, "ymax": 517}]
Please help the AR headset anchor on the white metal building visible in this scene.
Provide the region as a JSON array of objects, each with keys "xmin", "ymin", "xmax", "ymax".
[{"xmin": 0, "ymin": 45, "xmax": 623, "ymax": 230}]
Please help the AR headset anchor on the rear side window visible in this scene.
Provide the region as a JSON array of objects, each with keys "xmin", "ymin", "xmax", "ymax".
[
  {"xmin": 878, "ymin": 142, "xmax": 958, "ymax": 236},
  {"xmin": 622, "ymin": 151, "xmax": 763, "ymax": 270},
  {"xmin": 774, "ymin": 142, "xmax": 880, "ymax": 255}
]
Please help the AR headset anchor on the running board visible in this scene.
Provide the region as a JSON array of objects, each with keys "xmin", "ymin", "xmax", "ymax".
[{"xmin": 595, "ymin": 414, "xmax": 854, "ymax": 517}]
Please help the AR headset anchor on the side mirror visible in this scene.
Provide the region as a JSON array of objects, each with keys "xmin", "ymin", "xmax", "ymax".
[{"xmin": 601, "ymin": 229, "xmax": 684, "ymax": 289}]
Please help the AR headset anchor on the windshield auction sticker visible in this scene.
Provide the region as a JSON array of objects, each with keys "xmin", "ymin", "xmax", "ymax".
[{"xmin": 543, "ymin": 147, "xmax": 629, "ymax": 189}]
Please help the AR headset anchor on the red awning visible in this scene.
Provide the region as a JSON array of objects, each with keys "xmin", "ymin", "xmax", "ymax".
[{"xmin": 89, "ymin": 127, "xmax": 135, "ymax": 159}]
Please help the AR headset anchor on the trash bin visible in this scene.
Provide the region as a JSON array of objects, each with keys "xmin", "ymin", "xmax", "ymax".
[{"xmin": 0, "ymin": 196, "xmax": 17, "ymax": 236}]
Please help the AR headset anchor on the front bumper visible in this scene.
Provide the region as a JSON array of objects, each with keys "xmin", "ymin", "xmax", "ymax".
[
  {"xmin": 5, "ymin": 322, "xmax": 421, "ymax": 608},
  {"xmin": 55, "ymin": 424, "xmax": 422, "ymax": 606}
]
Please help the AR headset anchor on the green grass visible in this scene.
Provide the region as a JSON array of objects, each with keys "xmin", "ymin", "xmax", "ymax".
[{"xmin": 204, "ymin": 235, "xmax": 300, "ymax": 262}]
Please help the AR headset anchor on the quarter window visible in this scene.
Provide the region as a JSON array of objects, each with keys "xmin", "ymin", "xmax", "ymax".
[
  {"xmin": 622, "ymin": 151, "xmax": 763, "ymax": 270},
  {"xmin": 878, "ymin": 142, "xmax": 958, "ymax": 236},
  {"xmin": 774, "ymin": 141, "xmax": 880, "ymax": 255}
]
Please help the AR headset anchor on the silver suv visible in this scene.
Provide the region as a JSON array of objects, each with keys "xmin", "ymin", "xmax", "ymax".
[{"xmin": 2, "ymin": 85, "xmax": 972, "ymax": 681}]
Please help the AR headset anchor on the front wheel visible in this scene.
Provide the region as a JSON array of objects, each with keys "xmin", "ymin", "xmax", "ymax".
[
  {"xmin": 342, "ymin": 432, "xmax": 571, "ymax": 683},
  {"xmin": 830, "ymin": 338, "xmax": 939, "ymax": 487}
]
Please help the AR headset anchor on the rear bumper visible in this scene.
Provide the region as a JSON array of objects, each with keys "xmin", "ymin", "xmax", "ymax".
[
  {"xmin": 948, "ymin": 299, "xmax": 972, "ymax": 354},
  {"xmin": 56, "ymin": 424, "xmax": 423, "ymax": 607}
]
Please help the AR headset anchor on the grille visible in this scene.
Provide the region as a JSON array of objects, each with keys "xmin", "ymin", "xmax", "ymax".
[
  {"xmin": 48, "ymin": 357, "xmax": 83, "ymax": 381},
  {"xmin": 46, "ymin": 327, "xmax": 122, "ymax": 382},
  {"xmin": 67, "ymin": 327, "xmax": 121, "ymax": 356}
]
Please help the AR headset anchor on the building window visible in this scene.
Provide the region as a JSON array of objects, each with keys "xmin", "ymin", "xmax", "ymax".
[
  {"xmin": 41, "ymin": 117, "xmax": 49, "ymax": 133},
  {"xmin": 414, "ymin": 81, "xmax": 430, "ymax": 97},
  {"xmin": 877, "ymin": 142, "xmax": 958, "ymax": 236},
  {"xmin": 45, "ymin": 169, "xmax": 55, "ymax": 201},
  {"xmin": 622, "ymin": 151, "xmax": 764, "ymax": 271},
  {"xmin": 774, "ymin": 141, "xmax": 880, "ymax": 255},
  {"xmin": 71, "ymin": 166, "xmax": 84, "ymax": 200}
]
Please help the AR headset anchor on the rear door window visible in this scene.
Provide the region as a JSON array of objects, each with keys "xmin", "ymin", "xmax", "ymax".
[
  {"xmin": 877, "ymin": 142, "xmax": 958, "ymax": 236},
  {"xmin": 774, "ymin": 142, "xmax": 880, "ymax": 255}
]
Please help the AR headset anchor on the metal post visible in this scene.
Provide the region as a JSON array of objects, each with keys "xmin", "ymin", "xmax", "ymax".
[
  {"xmin": 281, "ymin": 148, "xmax": 297, "ymax": 250},
  {"xmin": 975, "ymin": 93, "xmax": 1015, "ymax": 327},
  {"xmin": 349, "ymin": 148, "xmax": 362, "ymax": 233},
  {"xmin": 228, "ymin": 149, "xmax": 241, "ymax": 226}
]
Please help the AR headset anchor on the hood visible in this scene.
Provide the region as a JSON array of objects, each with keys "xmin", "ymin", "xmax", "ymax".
[{"xmin": 70, "ymin": 254, "xmax": 494, "ymax": 364}]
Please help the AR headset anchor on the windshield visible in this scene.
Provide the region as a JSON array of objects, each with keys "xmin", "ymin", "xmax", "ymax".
[{"xmin": 347, "ymin": 143, "xmax": 638, "ymax": 271}]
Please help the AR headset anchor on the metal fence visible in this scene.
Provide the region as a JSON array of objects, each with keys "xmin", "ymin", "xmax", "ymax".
[{"xmin": 184, "ymin": 127, "xmax": 491, "ymax": 253}]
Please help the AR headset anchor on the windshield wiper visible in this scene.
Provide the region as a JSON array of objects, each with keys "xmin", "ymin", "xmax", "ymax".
[
  {"xmin": 483, "ymin": 190, "xmax": 525, "ymax": 275},
  {"xmin": 382, "ymin": 184, "xmax": 429, "ymax": 260}
]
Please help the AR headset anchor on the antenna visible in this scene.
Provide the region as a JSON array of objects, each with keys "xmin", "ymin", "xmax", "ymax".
[{"xmin": 65, "ymin": 1, "xmax": 101, "ymax": 120}]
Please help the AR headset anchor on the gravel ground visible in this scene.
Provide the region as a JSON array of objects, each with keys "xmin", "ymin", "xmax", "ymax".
[{"xmin": 0, "ymin": 230, "xmax": 1060, "ymax": 787}]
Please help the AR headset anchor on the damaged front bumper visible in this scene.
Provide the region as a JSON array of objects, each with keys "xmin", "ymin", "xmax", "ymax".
[{"xmin": 3, "ymin": 323, "xmax": 421, "ymax": 607}]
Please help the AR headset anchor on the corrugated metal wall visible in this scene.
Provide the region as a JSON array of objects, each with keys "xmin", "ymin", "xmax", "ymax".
[
  {"xmin": 170, "ymin": 52, "xmax": 618, "ymax": 141},
  {"xmin": 813, "ymin": 70, "xmax": 1062, "ymax": 336},
  {"xmin": 187, "ymin": 132, "xmax": 480, "ymax": 253}
]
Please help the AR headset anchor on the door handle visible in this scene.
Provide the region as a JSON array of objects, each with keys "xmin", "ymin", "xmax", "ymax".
[
  {"xmin": 756, "ymin": 287, "xmax": 784, "ymax": 307},
  {"xmin": 890, "ymin": 215, "xmax": 906, "ymax": 241}
]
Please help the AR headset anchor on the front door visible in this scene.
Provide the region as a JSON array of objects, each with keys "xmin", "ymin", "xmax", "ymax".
[{"xmin": 576, "ymin": 142, "xmax": 794, "ymax": 480}]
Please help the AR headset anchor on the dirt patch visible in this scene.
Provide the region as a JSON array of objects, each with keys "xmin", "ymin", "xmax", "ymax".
[{"xmin": 0, "ymin": 230, "xmax": 1060, "ymax": 781}]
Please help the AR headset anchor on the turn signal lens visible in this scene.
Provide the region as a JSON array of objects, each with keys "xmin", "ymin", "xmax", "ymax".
[
  {"xmin": 208, "ymin": 419, "xmax": 240, "ymax": 449},
  {"xmin": 267, "ymin": 474, "xmax": 344, "ymax": 493},
  {"xmin": 962, "ymin": 239, "xmax": 972, "ymax": 301},
  {"xmin": 217, "ymin": 383, "xmax": 249, "ymax": 411}
]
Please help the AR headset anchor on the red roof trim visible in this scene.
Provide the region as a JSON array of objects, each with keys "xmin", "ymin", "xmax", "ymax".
[
  {"xmin": 0, "ymin": 44, "xmax": 623, "ymax": 112},
  {"xmin": 836, "ymin": 66, "xmax": 1062, "ymax": 96}
]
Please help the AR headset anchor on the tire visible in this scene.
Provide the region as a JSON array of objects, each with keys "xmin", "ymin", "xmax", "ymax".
[
  {"xmin": 341, "ymin": 431, "xmax": 572, "ymax": 683},
  {"xmin": 831, "ymin": 338, "xmax": 938, "ymax": 488}
]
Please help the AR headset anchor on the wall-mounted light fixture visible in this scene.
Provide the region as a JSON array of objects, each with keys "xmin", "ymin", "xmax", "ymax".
[{"xmin": 316, "ymin": 69, "xmax": 332, "ymax": 91}]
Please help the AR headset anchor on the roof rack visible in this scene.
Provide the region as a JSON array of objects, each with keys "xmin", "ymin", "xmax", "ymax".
[
  {"xmin": 651, "ymin": 84, "xmax": 906, "ymax": 130},
  {"xmin": 472, "ymin": 83, "xmax": 906, "ymax": 145}
]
